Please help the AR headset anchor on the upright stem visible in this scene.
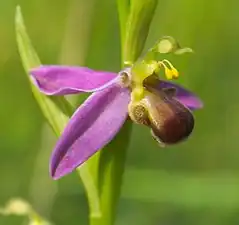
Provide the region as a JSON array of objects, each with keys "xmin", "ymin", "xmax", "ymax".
[
  {"xmin": 89, "ymin": 1, "xmax": 158, "ymax": 225},
  {"xmin": 89, "ymin": 121, "xmax": 132, "ymax": 225}
]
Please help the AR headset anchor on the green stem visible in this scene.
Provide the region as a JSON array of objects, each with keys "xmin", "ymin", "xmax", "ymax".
[
  {"xmin": 89, "ymin": 2, "xmax": 132, "ymax": 225},
  {"xmin": 90, "ymin": 120, "xmax": 132, "ymax": 225},
  {"xmin": 89, "ymin": 1, "xmax": 158, "ymax": 225}
]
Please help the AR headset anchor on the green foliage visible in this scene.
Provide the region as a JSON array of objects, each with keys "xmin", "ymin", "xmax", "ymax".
[
  {"xmin": 124, "ymin": 0, "xmax": 158, "ymax": 65},
  {"xmin": 15, "ymin": 6, "xmax": 102, "ymax": 222}
]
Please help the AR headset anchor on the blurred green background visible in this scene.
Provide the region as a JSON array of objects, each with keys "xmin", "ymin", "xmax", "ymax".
[{"xmin": 1, "ymin": 0, "xmax": 239, "ymax": 224}]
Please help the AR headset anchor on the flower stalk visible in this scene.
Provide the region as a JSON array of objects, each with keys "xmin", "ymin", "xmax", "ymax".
[
  {"xmin": 88, "ymin": 1, "xmax": 159, "ymax": 225},
  {"xmin": 89, "ymin": 1, "xmax": 159, "ymax": 225}
]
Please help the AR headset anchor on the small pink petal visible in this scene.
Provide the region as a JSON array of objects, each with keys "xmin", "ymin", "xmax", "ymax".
[
  {"xmin": 30, "ymin": 65, "xmax": 118, "ymax": 95},
  {"xmin": 159, "ymin": 80, "xmax": 203, "ymax": 110}
]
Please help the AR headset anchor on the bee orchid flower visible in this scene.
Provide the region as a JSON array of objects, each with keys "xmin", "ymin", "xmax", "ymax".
[{"xmin": 30, "ymin": 61, "xmax": 202, "ymax": 179}]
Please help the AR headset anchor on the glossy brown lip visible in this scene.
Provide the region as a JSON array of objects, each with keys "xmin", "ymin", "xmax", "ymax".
[
  {"xmin": 142, "ymin": 75, "xmax": 194, "ymax": 145},
  {"xmin": 148, "ymin": 94, "xmax": 194, "ymax": 145}
]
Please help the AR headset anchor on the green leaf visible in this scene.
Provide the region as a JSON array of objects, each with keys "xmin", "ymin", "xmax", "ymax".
[
  {"xmin": 124, "ymin": 0, "xmax": 158, "ymax": 66},
  {"xmin": 117, "ymin": 0, "xmax": 130, "ymax": 66},
  {"xmin": 15, "ymin": 5, "xmax": 73, "ymax": 133},
  {"xmin": 15, "ymin": 5, "xmax": 100, "ymax": 218}
]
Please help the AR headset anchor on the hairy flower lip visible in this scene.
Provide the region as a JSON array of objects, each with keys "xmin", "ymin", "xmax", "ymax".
[
  {"xmin": 128, "ymin": 86, "xmax": 195, "ymax": 146},
  {"xmin": 30, "ymin": 65, "xmax": 203, "ymax": 179},
  {"xmin": 144, "ymin": 92, "xmax": 195, "ymax": 145}
]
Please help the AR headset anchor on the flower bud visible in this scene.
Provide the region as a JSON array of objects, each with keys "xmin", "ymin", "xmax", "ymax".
[{"xmin": 153, "ymin": 36, "xmax": 193, "ymax": 55}]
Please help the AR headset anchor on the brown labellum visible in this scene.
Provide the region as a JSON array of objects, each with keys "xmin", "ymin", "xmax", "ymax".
[
  {"xmin": 129, "ymin": 75, "xmax": 194, "ymax": 145},
  {"xmin": 146, "ymin": 92, "xmax": 194, "ymax": 145},
  {"xmin": 143, "ymin": 75, "xmax": 194, "ymax": 145}
]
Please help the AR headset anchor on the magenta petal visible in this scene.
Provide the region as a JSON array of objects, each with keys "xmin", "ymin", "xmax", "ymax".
[
  {"xmin": 50, "ymin": 84, "xmax": 130, "ymax": 179},
  {"xmin": 30, "ymin": 66, "xmax": 118, "ymax": 95},
  {"xmin": 159, "ymin": 80, "xmax": 203, "ymax": 110}
]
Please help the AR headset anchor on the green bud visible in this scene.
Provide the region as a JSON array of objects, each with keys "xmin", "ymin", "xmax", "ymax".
[
  {"xmin": 0, "ymin": 198, "xmax": 51, "ymax": 225},
  {"xmin": 153, "ymin": 36, "xmax": 193, "ymax": 54}
]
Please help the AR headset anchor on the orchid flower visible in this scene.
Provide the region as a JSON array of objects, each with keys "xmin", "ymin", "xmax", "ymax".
[{"xmin": 30, "ymin": 59, "xmax": 202, "ymax": 180}]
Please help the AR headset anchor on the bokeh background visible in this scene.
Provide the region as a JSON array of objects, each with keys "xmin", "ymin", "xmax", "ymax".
[{"xmin": 1, "ymin": 0, "xmax": 239, "ymax": 224}]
